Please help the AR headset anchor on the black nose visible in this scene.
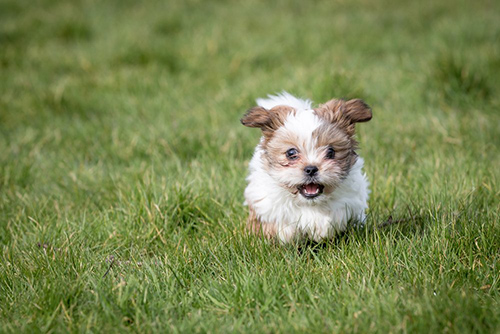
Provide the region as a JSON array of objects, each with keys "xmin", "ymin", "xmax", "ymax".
[{"xmin": 304, "ymin": 165, "xmax": 319, "ymax": 176}]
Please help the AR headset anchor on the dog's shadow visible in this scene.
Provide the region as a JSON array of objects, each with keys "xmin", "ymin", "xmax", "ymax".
[
  {"xmin": 293, "ymin": 209, "xmax": 429, "ymax": 255},
  {"xmin": 294, "ymin": 231, "xmax": 350, "ymax": 255}
]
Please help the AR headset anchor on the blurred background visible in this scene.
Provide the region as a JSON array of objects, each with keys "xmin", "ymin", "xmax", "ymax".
[
  {"xmin": 1, "ymin": 0, "xmax": 498, "ymax": 214},
  {"xmin": 2, "ymin": 1, "xmax": 499, "ymax": 173}
]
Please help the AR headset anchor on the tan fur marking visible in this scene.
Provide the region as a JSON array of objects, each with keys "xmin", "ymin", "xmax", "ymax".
[
  {"xmin": 264, "ymin": 130, "xmax": 302, "ymax": 168},
  {"xmin": 313, "ymin": 123, "xmax": 357, "ymax": 179},
  {"xmin": 314, "ymin": 98, "xmax": 372, "ymax": 136},
  {"xmin": 247, "ymin": 204, "xmax": 277, "ymax": 238},
  {"xmin": 344, "ymin": 99, "xmax": 372, "ymax": 123},
  {"xmin": 313, "ymin": 97, "xmax": 371, "ymax": 181},
  {"xmin": 241, "ymin": 105, "xmax": 295, "ymax": 141},
  {"xmin": 240, "ymin": 106, "xmax": 269, "ymax": 128}
]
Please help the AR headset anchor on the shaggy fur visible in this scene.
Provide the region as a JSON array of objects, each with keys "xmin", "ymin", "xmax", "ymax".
[{"xmin": 241, "ymin": 92, "xmax": 372, "ymax": 243}]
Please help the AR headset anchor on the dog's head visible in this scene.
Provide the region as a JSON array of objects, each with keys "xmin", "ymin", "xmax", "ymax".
[{"xmin": 241, "ymin": 98, "xmax": 372, "ymax": 201}]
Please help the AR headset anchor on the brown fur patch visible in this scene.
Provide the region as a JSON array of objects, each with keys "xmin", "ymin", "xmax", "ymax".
[
  {"xmin": 313, "ymin": 123, "xmax": 357, "ymax": 180},
  {"xmin": 313, "ymin": 98, "xmax": 371, "ymax": 180},
  {"xmin": 240, "ymin": 105, "xmax": 295, "ymax": 140},
  {"xmin": 247, "ymin": 205, "xmax": 277, "ymax": 238},
  {"xmin": 314, "ymin": 98, "xmax": 372, "ymax": 136},
  {"xmin": 264, "ymin": 130, "xmax": 302, "ymax": 168},
  {"xmin": 344, "ymin": 99, "xmax": 372, "ymax": 123}
]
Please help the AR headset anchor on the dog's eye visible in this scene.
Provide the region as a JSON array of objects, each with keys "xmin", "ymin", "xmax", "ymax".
[
  {"xmin": 285, "ymin": 148, "xmax": 299, "ymax": 160},
  {"xmin": 326, "ymin": 147, "xmax": 335, "ymax": 159}
]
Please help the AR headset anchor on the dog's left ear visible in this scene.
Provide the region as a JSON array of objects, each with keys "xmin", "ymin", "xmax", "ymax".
[
  {"xmin": 319, "ymin": 99, "xmax": 372, "ymax": 124},
  {"xmin": 343, "ymin": 99, "xmax": 372, "ymax": 123}
]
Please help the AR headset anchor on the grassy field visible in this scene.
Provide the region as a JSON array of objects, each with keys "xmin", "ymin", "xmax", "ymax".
[{"xmin": 1, "ymin": 0, "xmax": 499, "ymax": 332}]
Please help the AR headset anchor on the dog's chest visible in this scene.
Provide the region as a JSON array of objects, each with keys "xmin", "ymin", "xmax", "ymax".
[{"xmin": 273, "ymin": 201, "xmax": 348, "ymax": 237}]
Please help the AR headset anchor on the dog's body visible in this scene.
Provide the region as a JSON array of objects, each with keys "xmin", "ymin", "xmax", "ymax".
[{"xmin": 241, "ymin": 92, "xmax": 372, "ymax": 243}]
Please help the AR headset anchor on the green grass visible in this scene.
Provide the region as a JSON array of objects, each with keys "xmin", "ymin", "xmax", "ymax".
[{"xmin": 1, "ymin": 0, "xmax": 499, "ymax": 332}]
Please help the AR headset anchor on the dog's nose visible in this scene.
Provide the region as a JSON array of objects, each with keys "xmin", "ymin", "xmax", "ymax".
[{"xmin": 304, "ymin": 165, "xmax": 319, "ymax": 176}]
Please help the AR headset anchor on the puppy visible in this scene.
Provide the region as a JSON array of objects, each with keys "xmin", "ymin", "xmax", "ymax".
[{"xmin": 241, "ymin": 92, "xmax": 372, "ymax": 243}]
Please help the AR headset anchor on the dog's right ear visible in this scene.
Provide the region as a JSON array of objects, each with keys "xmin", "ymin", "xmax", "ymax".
[
  {"xmin": 240, "ymin": 107, "xmax": 270, "ymax": 129},
  {"xmin": 241, "ymin": 105, "xmax": 294, "ymax": 136}
]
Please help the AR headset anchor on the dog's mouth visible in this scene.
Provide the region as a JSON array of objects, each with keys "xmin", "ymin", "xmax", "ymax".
[{"xmin": 298, "ymin": 183, "xmax": 324, "ymax": 199}]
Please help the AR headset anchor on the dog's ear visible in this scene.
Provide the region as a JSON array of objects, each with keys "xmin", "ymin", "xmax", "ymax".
[
  {"xmin": 315, "ymin": 99, "xmax": 372, "ymax": 136},
  {"xmin": 343, "ymin": 99, "xmax": 372, "ymax": 123},
  {"xmin": 240, "ymin": 107, "xmax": 270, "ymax": 129},
  {"xmin": 241, "ymin": 105, "xmax": 294, "ymax": 136},
  {"xmin": 319, "ymin": 99, "xmax": 372, "ymax": 124}
]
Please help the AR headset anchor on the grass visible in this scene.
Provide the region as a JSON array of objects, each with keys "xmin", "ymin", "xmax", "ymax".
[{"xmin": 0, "ymin": 0, "xmax": 499, "ymax": 332}]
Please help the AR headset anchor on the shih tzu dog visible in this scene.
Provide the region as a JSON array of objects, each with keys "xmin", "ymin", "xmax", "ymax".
[{"xmin": 241, "ymin": 92, "xmax": 372, "ymax": 243}]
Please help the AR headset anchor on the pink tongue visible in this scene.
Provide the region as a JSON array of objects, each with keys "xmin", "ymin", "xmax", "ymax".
[{"xmin": 305, "ymin": 184, "xmax": 319, "ymax": 194}]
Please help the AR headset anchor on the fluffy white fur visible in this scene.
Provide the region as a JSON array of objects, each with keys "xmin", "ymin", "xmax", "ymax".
[{"xmin": 244, "ymin": 92, "xmax": 370, "ymax": 243}]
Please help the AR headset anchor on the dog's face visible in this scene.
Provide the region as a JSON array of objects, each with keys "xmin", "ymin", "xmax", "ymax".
[{"xmin": 241, "ymin": 98, "xmax": 371, "ymax": 202}]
